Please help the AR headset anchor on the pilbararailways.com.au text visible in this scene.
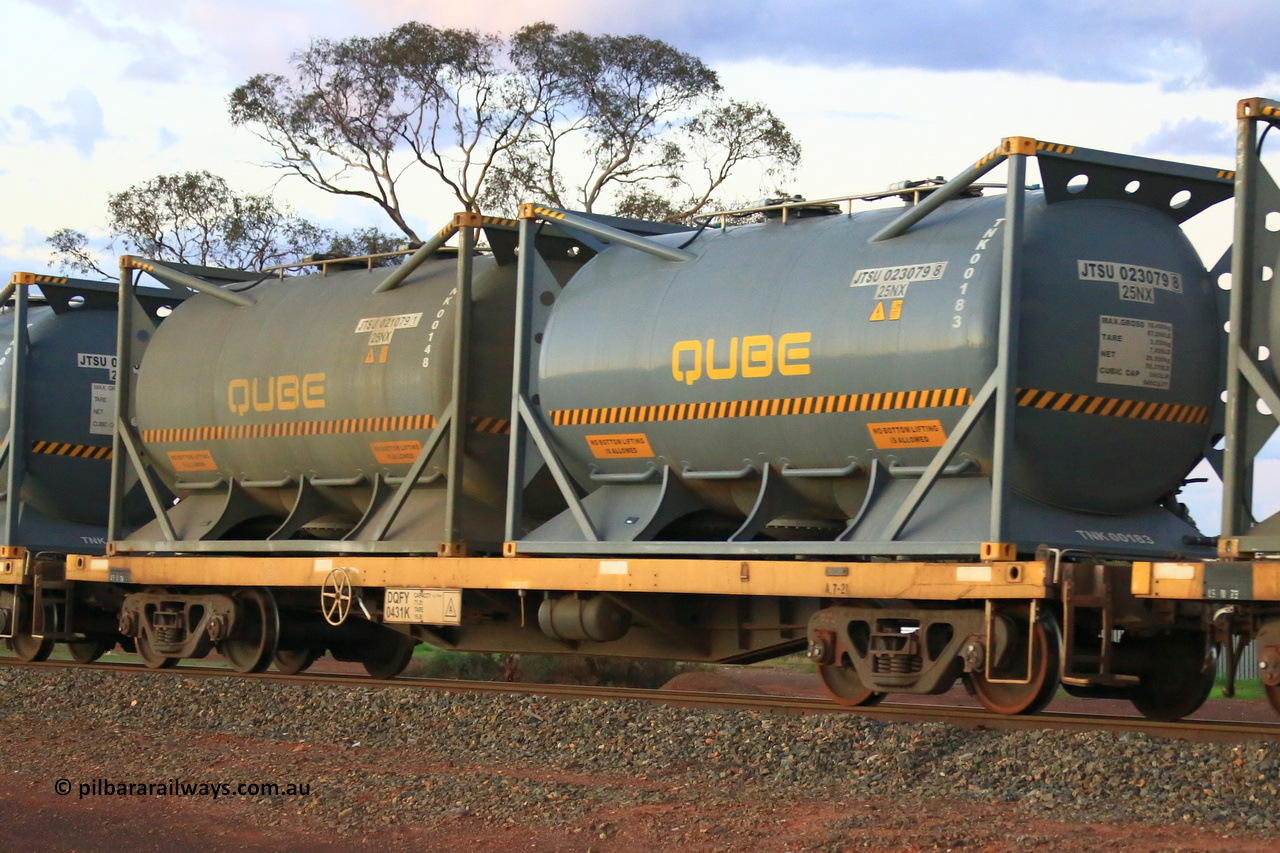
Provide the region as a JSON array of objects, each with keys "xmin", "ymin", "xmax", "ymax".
[{"xmin": 55, "ymin": 778, "xmax": 311, "ymax": 800}]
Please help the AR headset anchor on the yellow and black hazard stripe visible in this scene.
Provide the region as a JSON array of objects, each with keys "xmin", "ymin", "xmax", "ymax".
[
  {"xmin": 551, "ymin": 386, "xmax": 1211, "ymax": 428},
  {"xmin": 1035, "ymin": 141, "xmax": 1075, "ymax": 156},
  {"xmin": 10, "ymin": 272, "xmax": 70, "ymax": 287},
  {"xmin": 31, "ymin": 440, "xmax": 112, "ymax": 460},
  {"xmin": 1015, "ymin": 389, "xmax": 1210, "ymax": 424},
  {"xmin": 469, "ymin": 416, "xmax": 511, "ymax": 435},
  {"xmin": 974, "ymin": 146, "xmax": 1005, "ymax": 169},
  {"xmin": 142, "ymin": 414, "xmax": 438, "ymax": 444},
  {"xmin": 525, "ymin": 205, "xmax": 566, "ymax": 221},
  {"xmin": 452, "ymin": 212, "xmax": 520, "ymax": 229},
  {"xmin": 551, "ymin": 387, "xmax": 974, "ymax": 427},
  {"xmin": 141, "ymin": 413, "xmax": 511, "ymax": 444}
]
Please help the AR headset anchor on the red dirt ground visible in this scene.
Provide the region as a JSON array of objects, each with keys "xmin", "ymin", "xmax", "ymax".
[{"xmin": 7, "ymin": 664, "xmax": 1280, "ymax": 851}]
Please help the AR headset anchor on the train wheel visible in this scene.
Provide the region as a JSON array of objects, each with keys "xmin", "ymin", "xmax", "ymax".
[
  {"xmin": 8, "ymin": 631, "xmax": 54, "ymax": 662},
  {"xmin": 1265, "ymin": 683, "xmax": 1280, "ymax": 717},
  {"xmin": 1127, "ymin": 633, "xmax": 1216, "ymax": 722},
  {"xmin": 817, "ymin": 664, "xmax": 887, "ymax": 707},
  {"xmin": 362, "ymin": 633, "xmax": 416, "ymax": 679},
  {"xmin": 274, "ymin": 648, "xmax": 320, "ymax": 675},
  {"xmin": 5, "ymin": 593, "xmax": 54, "ymax": 662},
  {"xmin": 68, "ymin": 638, "xmax": 109, "ymax": 664},
  {"xmin": 963, "ymin": 608, "xmax": 1060, "ymax": 715},
  {"xmin": 221, "ymin": 589, "xmax": 281, "ymax": 674},
  {"xmin": 1259, "ymin": 627, "xmax": 1280, "ymax": 717},
  {"xmin": 135, "ymin": 633, "xmax": 179, "ymax": 669}
]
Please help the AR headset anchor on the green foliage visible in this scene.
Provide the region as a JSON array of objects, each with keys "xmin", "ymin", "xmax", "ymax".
[
  {"xmin": 408, "ymin": 648, "xmax": 508, "ymax": 681},
  {"xmin": 230, "ymin": 23, "xmax": 528, "ymax": 239},
  {"xmin": 516, "ymin": 655, "xmax": 704, "ymax": 689},
  {"xmin": 406, "ymin": 646, "xmax": 705, "ymax": 688},
  {"xmin": 324, "ymin": 226, "xmax": 405, "ymax": 265},
  {"xmin": 46, "ymin": 227, "xmax": 112, "ymax": 279},
  {"xmin": 496, "ymin": 25, "xmax": 798, "ymax": 221},
  {"xmin": 48, "ymin": 170, "xmax": 400, "ymax": 276},
  {"xmin": 1209, "ymin": 676, "xmax": 1264, "ymax": 701},
  {"xmin": 230, "ymin": 21, "xmax": 800, "ymax": 228}
]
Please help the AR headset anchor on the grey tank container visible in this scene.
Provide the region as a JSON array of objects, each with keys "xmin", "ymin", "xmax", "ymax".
[
  {"xmin": 131, "ymin": 255, "xmax": 570, "ymax": 547},
  {"xmin": 0, "ymin": 278, "xmax": 184, "ymax": 551},
  {"xmin": 532, "ymin": 193, "xmax": 1218, "ymax": 550}
]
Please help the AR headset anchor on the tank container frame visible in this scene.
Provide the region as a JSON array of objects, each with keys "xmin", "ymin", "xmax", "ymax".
[
  {"xmin": 1220, "ymin": 98, "xmax": 1280, "ymax": 560},
  {"xmin": 503, "ymin": 140, "xmax": 1234, "ymax": 560}
]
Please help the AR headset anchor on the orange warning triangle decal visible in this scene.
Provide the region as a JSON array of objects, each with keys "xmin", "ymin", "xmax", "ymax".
[
  {"xmin": 869, "ymin": 301, "xmax": 886, "ymax": 322},
  {"xmin": 364, "ymin": 348, "xmax": 375, "ymax": 364}
]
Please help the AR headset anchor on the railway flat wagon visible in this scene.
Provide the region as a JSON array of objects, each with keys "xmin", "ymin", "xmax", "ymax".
[{"xmin": 8, "ymin": 98, "xmax": 1280, "ymax": 722}]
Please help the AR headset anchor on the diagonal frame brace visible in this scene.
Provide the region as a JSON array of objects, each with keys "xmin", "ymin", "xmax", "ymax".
[
  {"xmin": 116, "ymin": 426, "xmax": 177, "ymax": 542},
  {"xmin": 879, "ymin": 145, "xmax": 1030, "ymax": 546},
  {"xmin": 121, "ymin": 256, "xmax": 255, "ymax": 308},
  {"xmin": 365, "ymin": 406, "xmax": 455, "ymax": 541},
  {"xmin": 109, "ymin": 264, "xmax": 178, "ymax": 544},
  {"xmin": 517, "ymin": 395, "xmax": 598, "ymax": 541},
  {"xmin": 1221, "ymin": 97, "xmax": 1280, "ymax": 546},
  {"xmin": 1238, "ymin": 356, "xmax": 1280, "ymax": 431},
  {"xmin": 870, "ymin": 137, "xmax": 1034, "ymax": 242},
  {"xmin": 519, "ymin": 204, "xmax": 695, "ymax": 263},
  {"xmin": 881, "ymin": 372, "xmax": 999, "ymax": 541},
  {"xmin": 375, "ymin": 219, "xmax": 461, "ymax": 294}
]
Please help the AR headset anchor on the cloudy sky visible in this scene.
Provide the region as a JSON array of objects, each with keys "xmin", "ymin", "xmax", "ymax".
[{"xmin": 4, "ymin": 0, "xmax": 1280, "ymax": 531}]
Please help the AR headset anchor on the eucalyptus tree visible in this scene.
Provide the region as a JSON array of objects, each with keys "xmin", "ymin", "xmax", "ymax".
[
  {"xmin": 492, "ymin": 23, "xmax": 800, "ymax": 221},
  {"xmin": 229, "ymin": 22, "xmax": 800, "ymax": 229},
  {"xmin": 230, "ymin": 23, "xmax": 530, "ymax": 240},
  {"xmin": 48, "ymin": 171, "xmax": 398, "ymax": 278}
]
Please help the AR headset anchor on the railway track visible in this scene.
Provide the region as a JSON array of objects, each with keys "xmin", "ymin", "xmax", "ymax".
[{"xmin": 3, "ymin": 655, "xmax": 1276, "ymax": 745}]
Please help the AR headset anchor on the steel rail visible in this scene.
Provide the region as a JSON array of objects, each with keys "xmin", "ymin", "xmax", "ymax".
[{"xmin": 1, "ymin": 657, "xmax": 1276, "ymax": 745}]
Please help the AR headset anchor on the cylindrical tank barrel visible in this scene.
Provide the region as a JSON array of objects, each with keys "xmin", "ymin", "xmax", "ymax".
[
  {"xmin": 535, "ymin": 193, "xmax": 1218, "ymax": 519},
  {"xmin": 134, "ymin": 258, "xmax": 520, "ymax": 532}
]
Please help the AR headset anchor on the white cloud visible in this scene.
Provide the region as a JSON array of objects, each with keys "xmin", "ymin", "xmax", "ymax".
[
  {"xmin": 27, "ymin": 0, "xmax": 1280, "ymax": 92},
  {"xmin": 24, "ymin": 0, "xmax": 204, "ymax": 81},
  {"xmin": 10, "ymin": 89, "xmax": 107, "ymax": 159},
  {"xmin": 1134, "ymin": 117, "xmax": 1235, "ymax": 158},
  {"xmin": 0, "ymin": 229, "xmax": 57, "ymax": 278},
  {"xmin": 340, "ymin": 1, "xmax": 1280, "ymax": 90},
  {"xmin": 0, "ymin": 0, "xmax": 1258, "ymax": 289},
  {"xmin": 20, "ymin": 227, "xmax": 47, "ymax": 253}
]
